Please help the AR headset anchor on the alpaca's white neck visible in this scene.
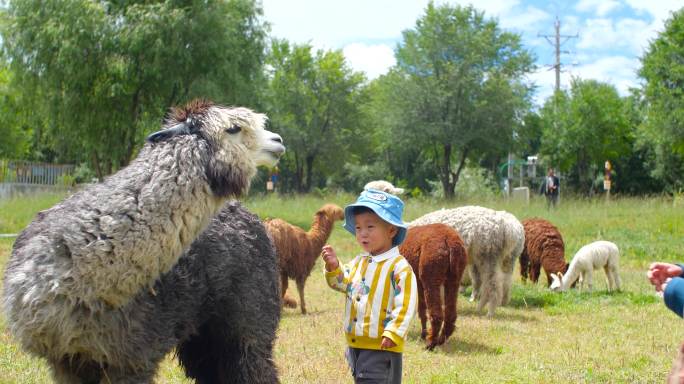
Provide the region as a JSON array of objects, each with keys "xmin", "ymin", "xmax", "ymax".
[{"xmin": 560, "ymin": 259, "xmax": 582, "ymax": 290}]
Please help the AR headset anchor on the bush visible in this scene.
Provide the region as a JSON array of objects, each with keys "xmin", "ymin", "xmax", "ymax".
[
  {"xmin": 326, "ymin": 162, "xmax": 394, "ymax": 193},
  {"xmin": 428, "ymin": 164, "xmax": 499, "ymax": 199},
  {"xmin": 72, "ymin": 163, "xmax": 97, "ymax": 184}
]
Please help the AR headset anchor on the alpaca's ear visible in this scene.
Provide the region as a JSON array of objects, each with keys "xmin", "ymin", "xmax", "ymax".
[
  {"xmin": 550, "ymin": 273, "xmax": 561, "ymax": 290},
  {"xmin": 557, "ymin": 271, "xmax": 563, "ymax": 279}
]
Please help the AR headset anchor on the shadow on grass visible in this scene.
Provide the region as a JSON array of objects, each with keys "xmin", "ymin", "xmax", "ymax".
[
  {"xmin": 454, "ymin": 307, "xmax": 537, "ymax": 323},
  {"xmin": 505, "ymin": 285, "xmax": 659, "ymax": 310},
  {"xmin": 406, "ymin": 330, "xmax": 503, "ymax": 355},
  {"xmin": 440, "ymin": 338, "xmax": 504, "ymax": 356}
]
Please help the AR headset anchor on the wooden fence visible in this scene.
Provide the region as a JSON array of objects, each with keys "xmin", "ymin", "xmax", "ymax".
[{"xmin": 0, "ymin": 159, "xmax": 75, "ymax": 185}]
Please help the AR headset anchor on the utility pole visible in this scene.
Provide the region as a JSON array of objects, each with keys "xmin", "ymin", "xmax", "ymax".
[{"xmin": 539, "ymin": 17, "xmax": 578, "ymax": 93}]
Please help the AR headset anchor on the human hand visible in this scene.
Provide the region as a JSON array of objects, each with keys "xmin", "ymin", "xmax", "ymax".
[
  {"xmin": 647, "ymin": 262, "xmax": 683, "ymax": 292},
  {"xmin": 380, "ymin": 337, "xmax": 396, "ymax": 350},
  {"xmin": 321, "ymin": 245, "xmax": 339, "ymax": 271}
]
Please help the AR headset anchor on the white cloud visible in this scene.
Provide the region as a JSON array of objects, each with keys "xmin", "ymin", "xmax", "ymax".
[
  {"xmin": 451, "ymin": 0, "xmax": 519, "ymax": 17},
  {"xmin": 260, "ymin": 0, "xmax": 681, "ymax": 101},
  {"xmin": 262, "ymin": 0, "xmax": 430, "ymax": 46},
  {"xmin": 342, "ymin": 43, "xmax": 396, "ymax": 80},
  {"xmin": 526, "ymin": 69, "xmax": 557, "ymax": 106},
  {"xmin": 576, "ymin": 17, "xmax": 650, "ymax": 54},
  {"xmin": 567, "ymin": 56, "xmax": 640, "ymax": 95},
  {"xmin": 499, "ymin": 5, "xmax": 551, "ymax": 33},
  {"xmin": 576, "ymin": 0, "xmax": 622, "ymax": 17},
  {"xmin": 625, "ymin": 0, "xmax": 682, "ymax": 24}
]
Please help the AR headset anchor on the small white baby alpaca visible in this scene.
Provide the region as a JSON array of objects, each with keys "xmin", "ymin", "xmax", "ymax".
[{"xmin": 550, "ymin": 240, "xmax": 621, "ymax": 292}]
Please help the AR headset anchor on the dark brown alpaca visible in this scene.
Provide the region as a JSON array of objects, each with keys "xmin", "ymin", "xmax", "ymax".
[
  {"xmin": 264, "ymin": 204, "xmax": 344, "ymax": 314},
  {"xmin": 399, "ymin": 224, "xmax": 467, "ymax": 350},
  {"xmin": 520, "ymin": 218, "xmax": 568, "ymax": 286}
]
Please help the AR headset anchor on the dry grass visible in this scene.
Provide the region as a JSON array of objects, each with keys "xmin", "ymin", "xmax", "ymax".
[{"xmin": 0, "ymin": 192, "xmax": 682, "ymax": 383}]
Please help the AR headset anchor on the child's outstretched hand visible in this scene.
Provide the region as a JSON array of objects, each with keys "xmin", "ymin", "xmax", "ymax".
[
  {"xmin": 380, "ymin": 337, "xmax": 396, "ymax": 350},
  {"xmin": 321, "ymin": 245, "xmax": 339, "ymax": 272},
  {"xmin": 648, "ymin": 262, "xmax": 683, "ymax": 292}
]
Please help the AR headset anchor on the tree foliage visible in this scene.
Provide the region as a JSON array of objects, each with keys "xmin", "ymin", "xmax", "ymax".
[
  {"xmin": 1, "ymin": 0, "xmax": 267, "ymax": 177},
  {"xmin": 0, "ymin": 65, "xmax": 31, "ymax": 158},
  {"xmin": 638, "ymin": 8, "xmax": 684, "ymax": 191},
  {"xmin": 265, "ymin": 40, "xmax": 368, "ymax": 192},
  {"xmin": 375, "ymin": 3, "xmax": 534, "ymax": 198},
  {"xmin": 539, "ymin": 79, "xmax": 632, "ymax": 194}
]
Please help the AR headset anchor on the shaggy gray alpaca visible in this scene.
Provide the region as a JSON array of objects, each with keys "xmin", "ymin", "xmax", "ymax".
[
  {"xmin": 410, "ymin": 206, "xmax": 524, "ymax": 317},
  {"xmin": 3, "ymin": 100, "xmax": 285, "ymax": 383}
]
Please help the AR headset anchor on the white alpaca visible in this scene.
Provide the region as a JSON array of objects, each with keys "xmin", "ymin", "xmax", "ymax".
[
  {"xmin": 364, "ymin": 180, "xmax": 405, "ymax": 195},
  {"xmin": 550, "ymin": 240, "xmax": 621, "ymax": 292},
  {"xmin": 410, "ymin": 206, "xmax": 524, "ymax": 317}
]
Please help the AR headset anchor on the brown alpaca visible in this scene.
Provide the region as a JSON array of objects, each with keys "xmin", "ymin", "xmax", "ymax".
[
  {"xmin": 399, "ymin": 224, "xmax": 467, "ymax": 350},
  {"xmin": 264, "ymin": 204, "xmax": 344, "ymax": 314},
  {"xmin": 520, "ymin": 218, "xmax": 568, "ymax": 286}
]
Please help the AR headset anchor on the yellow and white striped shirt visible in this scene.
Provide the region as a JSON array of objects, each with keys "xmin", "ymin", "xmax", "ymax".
[{"xmin": 325, "ymin": 246, "xmax": 417, "ymax": 353}]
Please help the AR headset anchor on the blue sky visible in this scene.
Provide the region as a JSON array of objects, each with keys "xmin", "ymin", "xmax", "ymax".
[{"xmin": 260, "ymin": 0, "xmax": 683, "ymax": 106}]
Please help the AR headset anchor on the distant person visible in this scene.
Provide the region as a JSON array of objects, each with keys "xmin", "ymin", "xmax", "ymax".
[
  {"xmin": 540, "ymin": 167, "xmax": 560, "ymax": 209},
  {"xmin": 321, "ymin": 189, "xmax": 417, "ymax": 384},
  {"xmin": 647, "ymin": 262, "xmax": 684, "ymax": 383}
]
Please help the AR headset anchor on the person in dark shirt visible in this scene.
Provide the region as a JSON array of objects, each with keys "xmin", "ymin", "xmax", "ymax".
[{"xmin": 539, "ymin": 167, "xmax": 560, "ymax": 209}]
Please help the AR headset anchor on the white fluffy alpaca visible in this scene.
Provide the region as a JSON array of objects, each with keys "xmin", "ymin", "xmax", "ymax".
[
  {"xmin": 364, "ymin": 180, "xmax": 405, "ymax": 195},
  {"xmin": 550, "ymin": 240, "xmax": 621, "ymax": 292},
  {"xmin": 410, "ymin": 206, "xmax": 524, "ymax": 317}
]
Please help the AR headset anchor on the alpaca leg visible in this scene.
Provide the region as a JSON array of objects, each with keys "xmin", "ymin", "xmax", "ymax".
[
  {"xmin": 530, "ymin": 262, "xmax": 542, "ymax": 284},
  {"xmin": 604, "ymin": 266, "xmax": 614, "ymax": 291},
  {"xmin": 179, "ymin": 320, "xmax": 279, "ymax": 384},
  {"xmin": 606, "ymin": 266, "xmax": 621, "ymax": 291},
  {"xmin": 469, "ymin": 265, "xmax": 482, "ymax": 303},
  {"xmin": 104, "ymin": 367, "xmax": 157, "ymax": 384},
  {"xmin": 501, "ymin": 268, "xmax": 514, "ymax": 305},
  {"xmin": 423, "ymin": 282, "xmax": 445, "ymax": 350},
  {"xmin": 296, "ymin": 278, "xmax": 308, "ymax": 314},
  {"xmin": 476, "ymin": 264, "xmax": 500, "ymax": 317},
  {"xmin": 519, "ymin": 251, "xmax": 529, "ymax": 283},
  {"xmin": 416, "ymin": 280, "xmax": 428, "ymax": 340},
  {"xmin": 281, "ymin": 273, "xmax": 297, "ymax": 308},
  {"xmin": 585, "ymin": 268, "xmax": 594, "ymax": 291},
  {"xmin": 50, "ymin": 358, "xmax": 100, "ymax": 384},
  {"xmin": 612, "ymin": 267, "xmax": 622, "ymax": 291},
  {"xmin": 442, "ymin": 276, "xmax": 460, "ymax": 343}
]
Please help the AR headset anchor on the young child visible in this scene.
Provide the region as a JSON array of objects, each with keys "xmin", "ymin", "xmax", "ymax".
[{"xmin": 321, "ymin": 189, "xmax": 417, "ymax": 384}]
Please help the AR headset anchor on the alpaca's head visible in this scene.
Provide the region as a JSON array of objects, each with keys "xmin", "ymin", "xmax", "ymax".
[
  {"xmin": 318, "ymin": 204, "xmax": 345, "ymax": 222},
  {"xmin": 550, "ymin": 272, "xmax": 563, "ymax": 291},
  {"xmin": 363, "ymin": 180, "xmax": 405, "ymax": 195},
  {"xmin": 147, "ymin": 99, "xmax": 285, "ymax": 197}
]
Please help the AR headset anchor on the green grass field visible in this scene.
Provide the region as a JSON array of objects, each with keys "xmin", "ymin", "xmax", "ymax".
[{"xmin": 0, "ymin": 192, "xmax": 682, "ymax": 383}]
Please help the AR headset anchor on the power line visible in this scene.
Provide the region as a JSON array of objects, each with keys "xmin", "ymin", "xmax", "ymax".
[{"xmin": 538, "ymin": 17, "xmax": 578, "ymax": 93}]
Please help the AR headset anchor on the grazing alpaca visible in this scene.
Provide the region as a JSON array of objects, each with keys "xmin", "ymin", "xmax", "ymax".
[
  {"xmin": 264, "ymin": 204, "xmax": 344, "ymax": 314},
  {"xmin": 497, "ymin": 210, "xmax": 525, "ymax": 305},
  {"xmin": 410, "ymin": 206, "xmax": 524, "ymax": 317},
  {"xmin": 550, "ymin": 240, "xmax": 621, "ymax": 292},
  {"xmin": 364, "ymin": 180, "xmax": 405, "ymax": 195},
  {"xmin": 3, "ymin": 100, "xmax": 285, "ymax": 383},
  {"xmin": 399, "ymin": 224, "xmax": 467, "ymax": 350},
  {"xmin": 520, "ymin": 218, "xmax": 568, "ymax": 286}
]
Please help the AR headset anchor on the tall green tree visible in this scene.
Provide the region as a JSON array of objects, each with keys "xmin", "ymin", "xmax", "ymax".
[
  {"xmin": 0, "ymin": 65, "xmax": 31, "ymax": 158},
  {"xmin": 638, "ymin": 8, "xmax": 684, "ymax": 191},
  {"xmin": 1, "ymin": 0, "xmax": 267, "ymax": 178},
  {"xmin": 380, "ymin": 3, "xmax": 534, "ymax": 198},
  {"xmin": 265, "ymin": 40, "xmax": 368, "ymax": 192},
  {"xmin": 539, "ymin": 78, "xmax": 631, "ymax": 194}
]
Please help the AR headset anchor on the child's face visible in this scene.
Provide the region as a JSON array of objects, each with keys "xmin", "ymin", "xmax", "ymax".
[{"xmin": 353, "ymin": 211, "xmax": 397, "ymax": 255}]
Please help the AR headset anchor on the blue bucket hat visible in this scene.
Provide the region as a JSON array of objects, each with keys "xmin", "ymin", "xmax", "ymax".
[{"xmin": 343, "ymin": 189, "xmax": 408, "ymax": 247}]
